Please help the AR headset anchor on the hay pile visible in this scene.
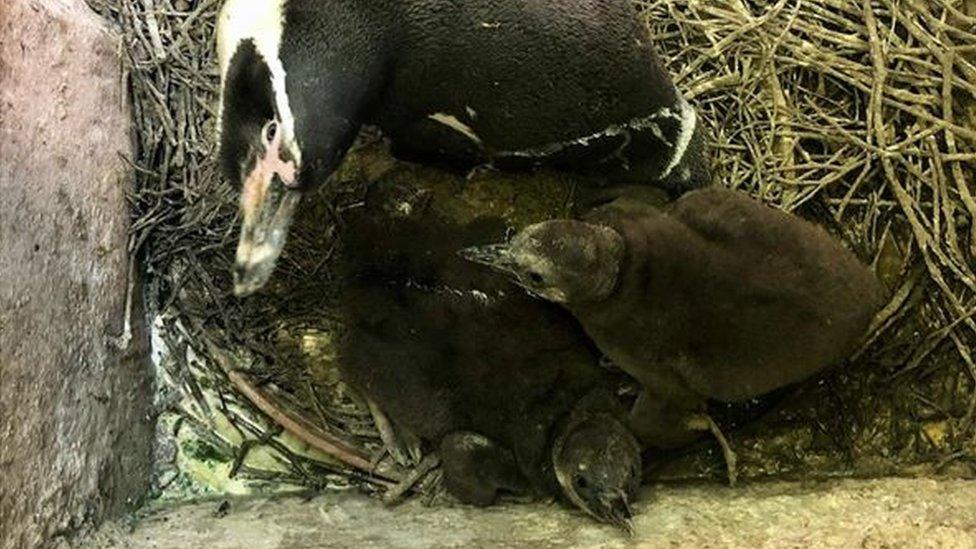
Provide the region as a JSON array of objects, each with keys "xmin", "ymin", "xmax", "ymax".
[{"xmin": 90, "ymin": 0, "xmax": 975, "ymax": 499}]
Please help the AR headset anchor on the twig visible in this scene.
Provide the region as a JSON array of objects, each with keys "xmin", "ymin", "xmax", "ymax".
[
  {"xmin": 106, "ymin": 256, "xmax": 137, "ymax": 351},
  {"xmin": 382, "ymin": 454, "xmax": 441, "ymax": 506},
  {"xmin": 223, "ymin": 367, "xmax": 402, "ymax": 483}
]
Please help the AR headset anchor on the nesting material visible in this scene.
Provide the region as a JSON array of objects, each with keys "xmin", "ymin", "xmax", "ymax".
[{"xmin": 89, "ymin": 0, "xmax": 975, "ymax": 499}]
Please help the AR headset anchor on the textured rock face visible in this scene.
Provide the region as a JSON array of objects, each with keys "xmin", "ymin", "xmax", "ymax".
[{"xmin": 0, "ymin": 1, "xmax": 154, "ymax": 547}]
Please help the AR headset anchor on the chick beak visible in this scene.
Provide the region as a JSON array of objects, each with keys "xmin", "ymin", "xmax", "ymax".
[
  {"xmin": 557, "ymin": 470, "xmax": 636, "ymax": 535},
  {"xmin": 233, "ymin": 140, "xmax": 300, "ymax": 296},
  {"xmin": 461, "ymin": 243, "xmax": 553, "ymax": 300},
  {"xmin": 459, "ymin": 244, "xmax": 519, "ymax": 275},
  {"xmin": 605, "ymin": 492, "xmax": 635, "ymax": 535}
]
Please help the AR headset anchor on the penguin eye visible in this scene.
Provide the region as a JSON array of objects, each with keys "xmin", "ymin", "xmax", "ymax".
[
  {"xmin": 574, "ymin": 475, "xmax": 589, "ymax": 491},
  {"xmin": 263, "ymin": 120, "xmax": 278, "ymax": 144},
  {"xmin": 526, "ymin": 271, "xmax": 545, "ymax": 285}
]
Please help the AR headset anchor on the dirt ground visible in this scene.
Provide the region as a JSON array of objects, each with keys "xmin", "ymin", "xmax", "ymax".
[{"xmin": 80, "ymin": 477, "xmax": 976, "ymax": 548}]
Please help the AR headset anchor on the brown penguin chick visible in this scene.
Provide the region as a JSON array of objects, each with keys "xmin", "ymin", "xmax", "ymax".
[
  {"xmin": 463, "ymin": 187, "xmax": 883, "ymax": 470},
  {"xmin": 551, "ymin": 390, "xmax": 642, "ymax": 532},
  {"xmin": 336, "ymin": 182, "xmax": 642, "ymax": 529}
]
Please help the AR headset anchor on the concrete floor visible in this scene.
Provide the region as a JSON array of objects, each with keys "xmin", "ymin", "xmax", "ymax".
[{"xmin": 81, "ymin": 478, "xmax": 976, "ymax": 548}]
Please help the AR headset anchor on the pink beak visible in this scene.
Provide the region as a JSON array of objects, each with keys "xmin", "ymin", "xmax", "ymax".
[{"xmin": 233, "ymin": 130, "xmax": 301, "ymax": 296}]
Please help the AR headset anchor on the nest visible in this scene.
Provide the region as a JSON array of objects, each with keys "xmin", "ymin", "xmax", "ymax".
[{"xmin": 89, "ymin": 0, "xmax": 976, "ymax": 501}]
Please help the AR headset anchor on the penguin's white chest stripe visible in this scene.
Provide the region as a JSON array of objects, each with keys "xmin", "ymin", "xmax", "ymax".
[
  {"xmin": 216, "ymin": 0, "xmax": 299, "ymax": 162},
  {"xmin": 659, "ymin": 97, "xmax": 697, "ymax": 180},
  {"xmin": 487, "ymin": 97, "xmax": 698, "ymax": 180},
  {"xmin": 427, "ymin": 97, "xmax": 697, "ymax": 182}
]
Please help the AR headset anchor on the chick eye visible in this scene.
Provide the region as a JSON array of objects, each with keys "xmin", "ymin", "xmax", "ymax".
[
  {"xmin": 574, "ymin": 475, "xmax": 589, "ymax": 491},
  {"xmin": 527, "ymin": 271, "xmax": 544, "ymax": 285},
  {"xmin": 263, "ymin": 120, "xmax": 278, "ymax": 144}
]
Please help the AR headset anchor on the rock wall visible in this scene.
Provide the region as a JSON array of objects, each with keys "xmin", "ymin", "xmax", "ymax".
[{"xmin": 0, "ymin": 0, "xmax": 154, "ymax": 547}]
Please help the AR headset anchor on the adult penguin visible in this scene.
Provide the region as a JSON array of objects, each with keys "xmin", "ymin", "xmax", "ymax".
[{"xmin": 217, "ymin": 0, "xmax": 710, "ymax": 295}]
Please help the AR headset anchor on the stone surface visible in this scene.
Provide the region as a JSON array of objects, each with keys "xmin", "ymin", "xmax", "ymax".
[
  {"xmin": 82, "ymin": 478, "xmax": 976, "ymax": 548},
  {"xmin": 0, "ymin": 1, "xmax": 154, "ymax": 547}
]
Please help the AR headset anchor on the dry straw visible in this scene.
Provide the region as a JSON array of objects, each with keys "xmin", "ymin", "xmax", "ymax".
[{"xmin": 89, "ymin": 0, "xmax": 975, "ymax": 499}]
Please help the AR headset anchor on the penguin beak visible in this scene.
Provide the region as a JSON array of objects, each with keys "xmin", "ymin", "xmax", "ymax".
[
  {"xmin": 459, "ymin": 244, "xmax": 519, "ymax": 274},
  {"xmin": 604, "ymin": 492, "xmax": 635, "ymax": 535},
  {"xmin": 233, "ymin": 146, "xmax": 301, "ymax": 296},
  {"xmin": 558, "ymin": 475, "xmax": 635, "ymax": 535},
  {"xmin": 461, "ymin": 244, "xmax": 554, "ymax": 300}
]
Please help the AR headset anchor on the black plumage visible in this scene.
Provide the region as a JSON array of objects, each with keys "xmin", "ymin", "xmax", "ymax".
[
  {"xmin": 336, "ymin": 183, "xmax": 642, "ymax": 528},
  {"xmin": 464, "ymin": 187, "xmax": 884, "ymax": 451}
]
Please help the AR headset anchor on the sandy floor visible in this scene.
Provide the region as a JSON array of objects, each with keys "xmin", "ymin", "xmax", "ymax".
[{"xmin": 80, "ymin": 477, "xmax": 976, "ymax": 548}]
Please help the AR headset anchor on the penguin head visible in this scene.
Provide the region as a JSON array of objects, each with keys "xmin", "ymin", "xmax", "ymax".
[
  {"xmin": 461, "ymin": 220, "xmax": 625, "ymax": 304},
  {"xmin": 552, "ymin": 412, "xmax": 642, "ymax": 533},
  {"xmin": 217, "ymin": 0, "xmax": 385, "ymax": 295},
  {"xmin": 217, "ymin": 35, "xmax": 299, "ymax": 296}
]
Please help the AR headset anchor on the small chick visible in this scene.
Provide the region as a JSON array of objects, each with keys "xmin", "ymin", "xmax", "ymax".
[
  {"xmin": 463, "ymin": 187, "xmax": 883, "ymax": 456},
  {"xmin": 337, "ymin": 182, "xmax": 642, "ymax": 528},
  {"xmin": 552, "ymin": 390, "xmax": 642, "ymax": 531}
]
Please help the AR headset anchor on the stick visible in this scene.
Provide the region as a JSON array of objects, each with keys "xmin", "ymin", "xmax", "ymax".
[
  {"xmin": 223, "ymin": 367, "xmax": 402, "ymax": 483},
  {"xmin": 382, "ymin": 454, "xmax": 441, "ymax": 506}
]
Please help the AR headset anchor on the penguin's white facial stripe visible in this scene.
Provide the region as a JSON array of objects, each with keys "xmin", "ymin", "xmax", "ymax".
[
  {"xmin": 217, "ymin": 0, "xmax": 286, "ymax": 89},
  {"xmin": 428, "ymin": 113, "xmax": 483, "ymax": 145},
  {"xmin": 217, "ymin": 0, "xmax": 299, "ymax": 166}
]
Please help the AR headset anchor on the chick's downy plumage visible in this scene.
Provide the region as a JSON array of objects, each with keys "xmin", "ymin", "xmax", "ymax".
[
  {"xmin": 336, "ymin": 183, "xmax": 641, "ymax": 527},
  {"xmin": 465, "ymin": 187, "xmax": 883, "ymax": 449}
]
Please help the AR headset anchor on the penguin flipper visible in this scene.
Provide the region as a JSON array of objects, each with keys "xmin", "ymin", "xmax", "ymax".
[
  {"xmin": 627, "ymin": 388, "xmax": 705, "ymax": 450},
  {"xmin": 685, "ymin": 413, "xmax": 738, "ymax": 486},
  {"xmin": 629, "ymin": 390, "xmax": 738, "ymax": 486},
  {"xmin": 439, "ymin": 431, "xmax": 527, "ymax": 506}
]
